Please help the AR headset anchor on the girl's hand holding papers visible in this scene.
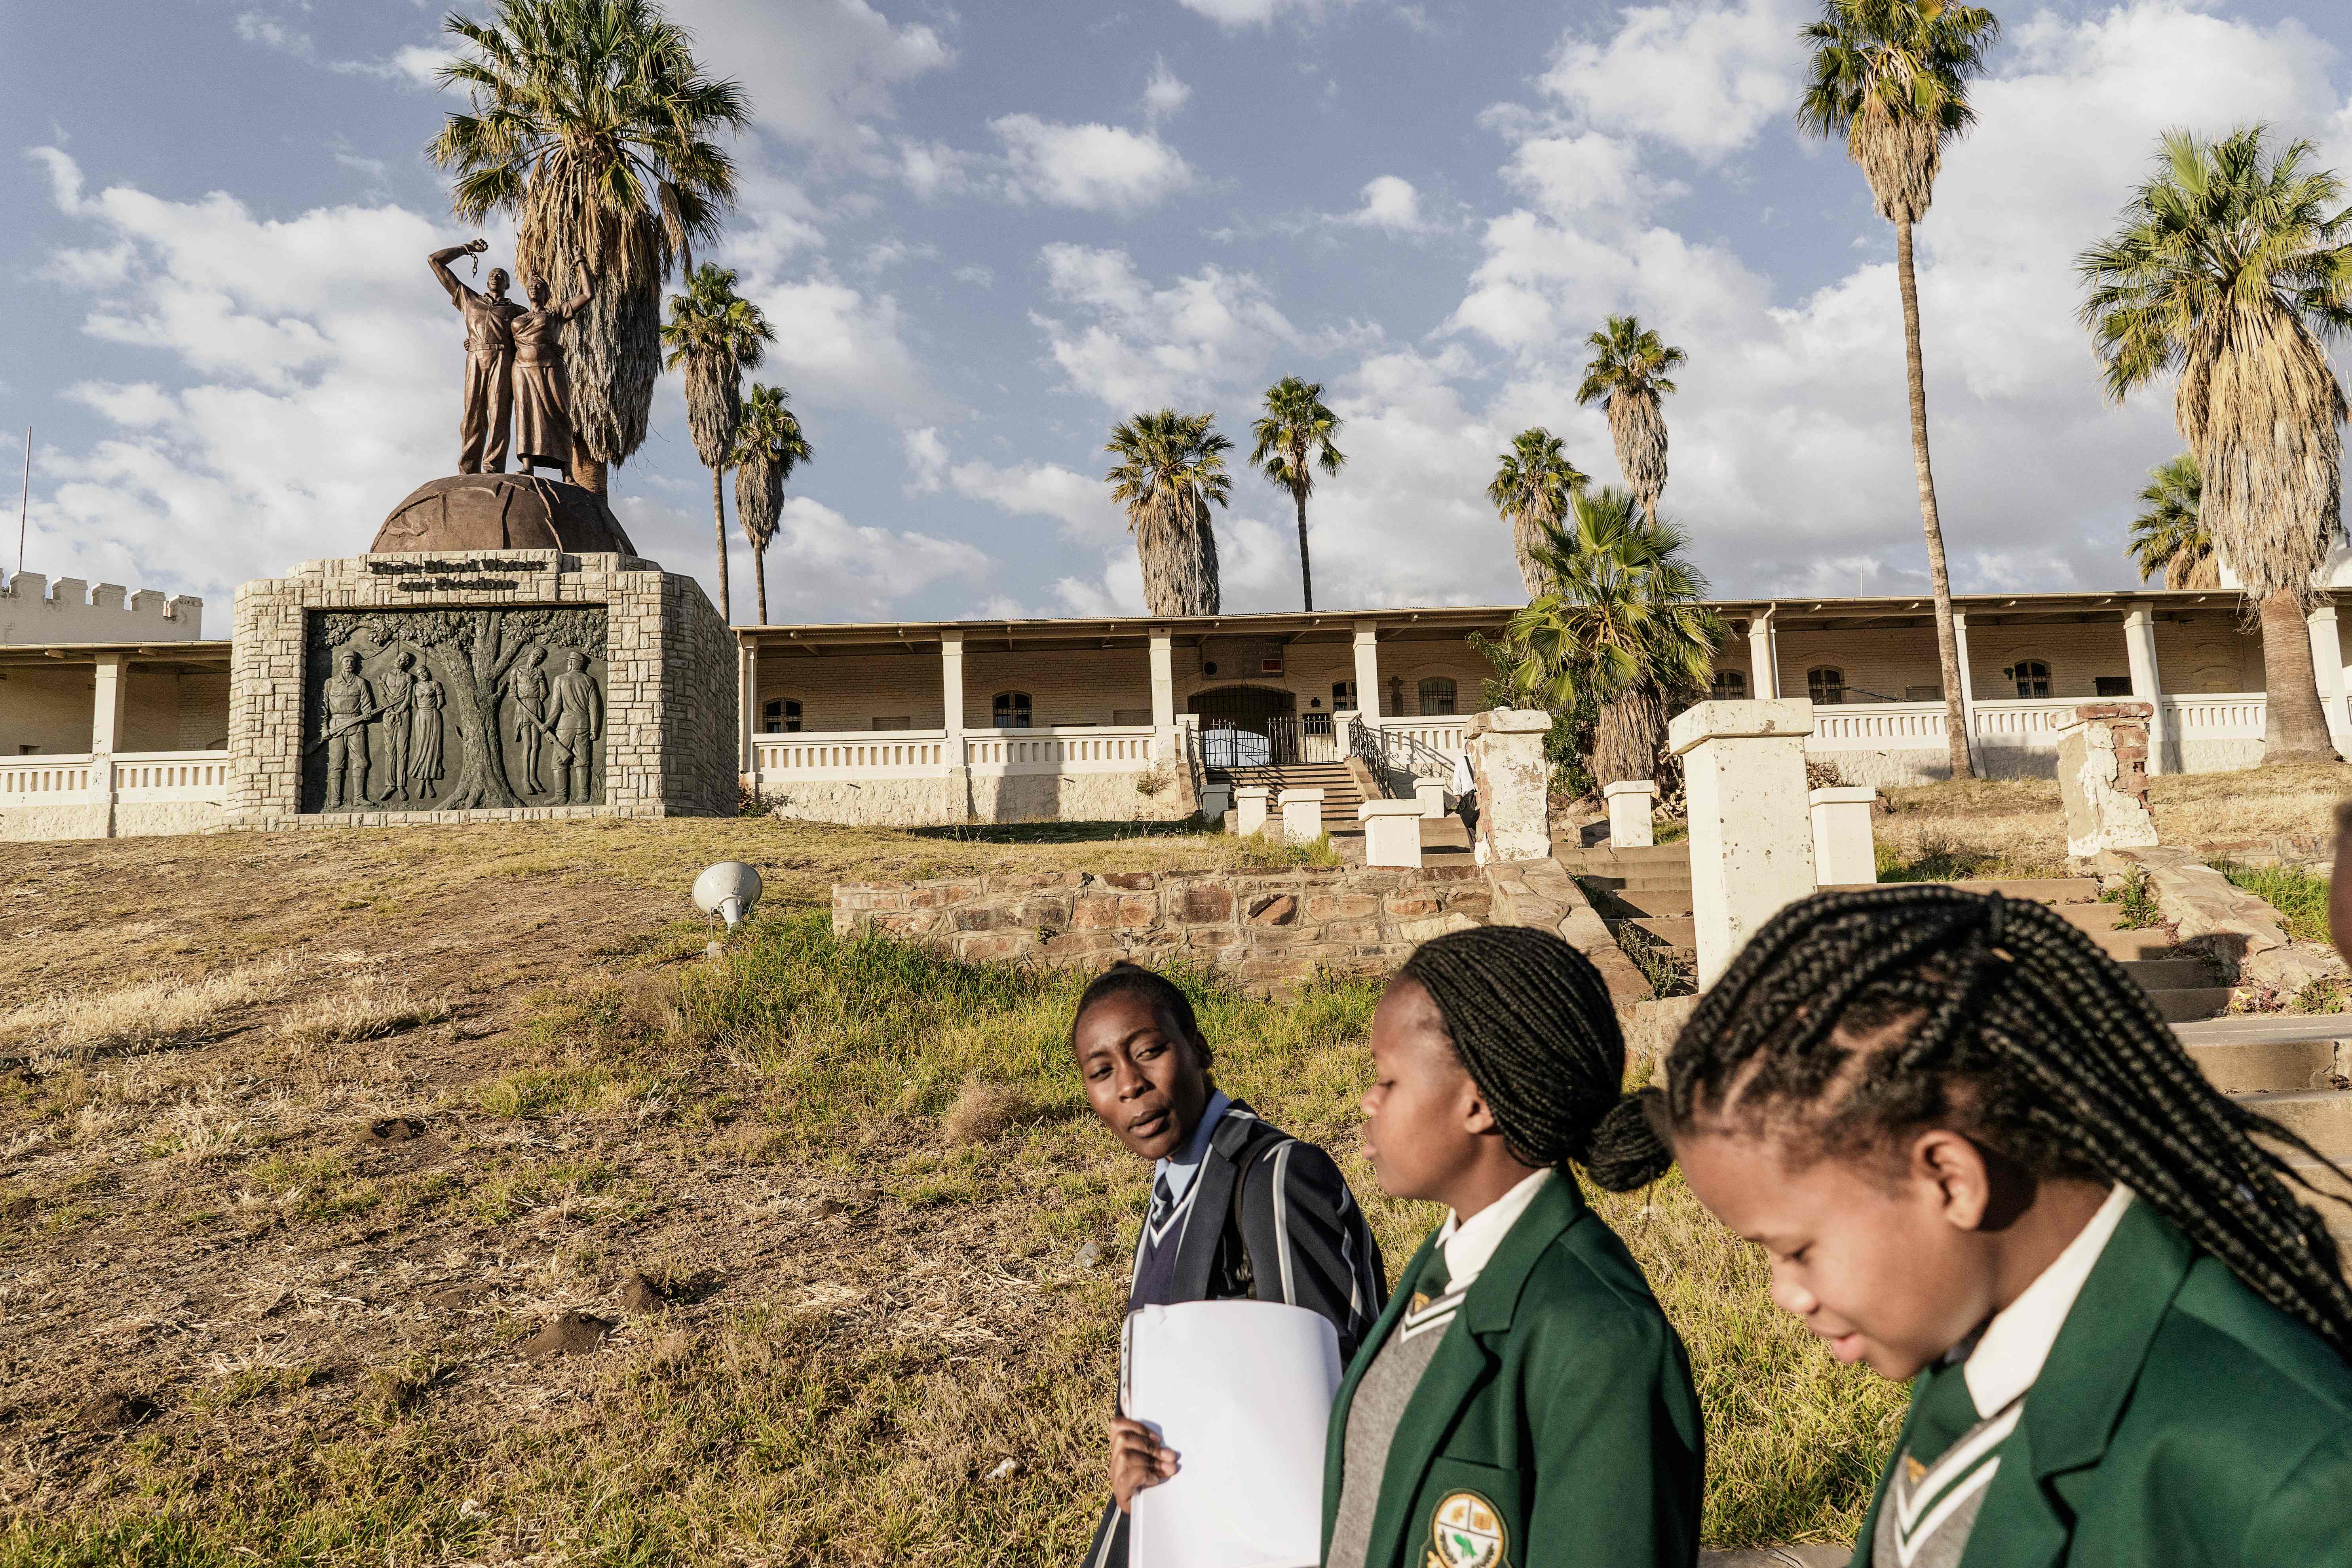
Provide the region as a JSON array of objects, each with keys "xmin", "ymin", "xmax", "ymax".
[{"xmin": 1106, "ymin": 1415, "xmax": 1178, "ymax": 1512}]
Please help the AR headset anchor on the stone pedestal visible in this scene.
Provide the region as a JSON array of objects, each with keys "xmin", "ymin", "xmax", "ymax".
[
  {"xmin": 1358, "ymin": 798, "xmax": 1425, "ymax": 867},
  {"xmin": 1234, "ymin": 785, "xmax": 1272, "ymax": 837},
  {"xmin": 1198, "ymin": 781, "xmax": 1233, "ymax": 823},
  {"xmin": 1668, "ymin": 699, "xmax": 1817, "ymax": 988},
  {"xmin": 1279, "ymin": 787, "xmax": 1326, "ymax": 844},
  {"xmin": 1466, "ymin": 707, "xmax": 1552, "ymax": 864},
  {"xmin": 227, "ymin": 550, "xmax": 734, "ymax": 829},
  {"xmin": 1603, "ymin": 779, "xmax": 1658, "ymax": 848},
  {"xmin": 1415, "ymin": 778, "xmax": 1447, "ymax": 818},
  {"xmin": 1809, "ymin": 785, "xmax": 1879, "ymax": 888},
  {"xmin": 2058, "ymin": 702, "xmax": 2159, "ymax": 858}
]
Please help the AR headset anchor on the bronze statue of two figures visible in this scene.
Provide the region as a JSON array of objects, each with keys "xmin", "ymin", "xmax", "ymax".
[{"xmin": 428, "ymin": 239, "xmax": 589, "ymax": 477}]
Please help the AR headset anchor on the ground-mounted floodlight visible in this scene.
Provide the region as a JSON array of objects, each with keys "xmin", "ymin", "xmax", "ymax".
[{"xmin": 692, "ymin": 861, "xmax": 763, "ymax": 930}]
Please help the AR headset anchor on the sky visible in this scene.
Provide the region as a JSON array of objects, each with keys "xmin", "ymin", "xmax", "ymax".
[{"xmin": 4, "ymin": 0, "xmax": 2352, "ymax": 638}]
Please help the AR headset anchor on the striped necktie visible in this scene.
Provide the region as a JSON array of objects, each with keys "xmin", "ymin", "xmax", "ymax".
[{"xmin": 1146, "ymin": 1171, "xmax": 1178, "ymax": 1246}]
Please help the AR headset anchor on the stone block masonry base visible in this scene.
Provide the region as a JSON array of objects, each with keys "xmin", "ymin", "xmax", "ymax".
[
  {"xmin": 225, "ymin": 551, "xmax": 735, "ymax": 830},
  {"xmin": 833, "ymin": 865, "xmax": 1495, "ymax": 994}
]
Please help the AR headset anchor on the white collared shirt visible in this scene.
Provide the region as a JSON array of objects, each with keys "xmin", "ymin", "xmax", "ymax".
[
  {"xmin": 1964, "ymin": 1184, "xmax": 2135, "ymax": 1418},
  {"xmin": 1152, "ymin": 1089, "xmax": 1232, "ymax": 1209},
  {"xmin": 1434, "ymin": 1167, "xmax": 1553, "ymax": 1293}
]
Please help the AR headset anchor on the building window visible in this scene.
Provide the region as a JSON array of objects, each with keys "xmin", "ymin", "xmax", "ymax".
[
  {"xmin": 993, "ymin": 691, "xmax": 1032, "ymax": 729},
  {"xmin": 1418, "ymin": 677, "xmax": 1458, "ymax": 716},
  {"xmin": 1332, "ymin": 679, "xmax": 1357, "ymax": 711},
  {"xmin": 2094, "ymin": 675, "xmax": 2134, "ymax": 698},
  {"xmin": 1389, "ymin": 675, "xmax": 1405, "ymax": 717},
  {"xmin": 15, "ymin": 744, "xmax": 36, "ymax": 755},
  {"xmin": 2010, "ymin": 660, "xmax": 2052, "ymax": 698},
  {"xmin": 761, "ymin": 698, "xmax": 801, "ymax": 734},
  {"xmin": 1709, "ymin": 669, "xmax": 1748, "ymax": 701},
  {"xmin": 1807, "ymin": 667, "xmax": 1845, "ymax": 705},
  {"xmin": 872, "ymin": 715, "xmax": 911, "ymax": 730}
]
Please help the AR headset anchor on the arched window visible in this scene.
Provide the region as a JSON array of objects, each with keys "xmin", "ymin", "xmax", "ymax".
[
  {"xmin": 2009, "ymin": 660, "xmax": 2052, "ymax": 698},
  {"xmin": 993, "ymin": 691, "xmax": 1033, "ymax": 729},
  {"xmin": 761, "ymin": 698, "xmax": 802, "ymax": 734},
  {"xmin": 1709, "ymin": 669, "xmax": 1748, "ymax": 701},
  {"xmin": 1417, "ymin": 677, "xmax": 1458, "ymax": 716},
  {"xmin": 1807, "ymin": 667, "xmax": 1845, "ymax": 705}
]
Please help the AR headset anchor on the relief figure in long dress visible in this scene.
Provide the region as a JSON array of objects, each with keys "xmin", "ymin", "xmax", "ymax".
[{"xmin": 408, "ymin": 671, "xmax": 446, "ymax": 796}]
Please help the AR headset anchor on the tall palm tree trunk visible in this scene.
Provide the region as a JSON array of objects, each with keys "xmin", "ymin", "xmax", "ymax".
[
  {"xmin": 2256, "ymin": 590, "xmax": 2339, "ymax": 762},
  {"xmin": 1594, "ymin": 685, "xmax": 1666, "ymax": 787},
  {"xmin": 711, "ymin": 466, "xmax": 732, "ymax": 624},
  {"xmin": 571, "ymin": 451, "xmax": 608, "ymax": 497},
  {"xmin": 755, "ymin": 547, "xmax": 769, "ymax": 627},
  {"xmin": 1294, "ymin": 487, "xmax": 1313, "ymax": 611},
  {"xmin": 1896, "ymin": 217, "xmax": 1975, "ymax": 781}
]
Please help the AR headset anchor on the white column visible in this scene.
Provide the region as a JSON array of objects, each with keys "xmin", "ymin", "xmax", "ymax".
[
  {"xmin": 737, "ymin": 639, "xmax": 759, "ymax": 774},
  {"xmin": 1353, "ymin": 621, "xmax": 1381, "ymax": 722},
  {"xmin": 2307, "ymin": 604, "xmax": 2346, "ymax": 741},
  {"xmin": 91, "ymin": 653, "xmax": 127, "ymax": 755},
  {"xmin": 1745, "ymin": 608, "xmax": 1781, "ymax": 701},
  {"xmin": 941, "ymin": 629, "xmax": 967, "ymax": 753},
  {"xmin": 1952, "ymin": 610, "xmax": 1978, "ymax": 774},
  {"xmin": 1603, "ymin": 779, "xmax": 1657, "ymax": 847},
  {"xmin": 1809, "ymin": 786, "xmax": 1880, "ymax": 886},
  {"xmin": 1148, "ymin": 627, "xmax": 1175, "ymax": 759},
  {"xmin": 1668, "ymin": 698, "xmax": 1818, "ymax": 988},
  {"xmin": 2124, "ymin": 602, "xmax": 2169, "ymax": 775}
]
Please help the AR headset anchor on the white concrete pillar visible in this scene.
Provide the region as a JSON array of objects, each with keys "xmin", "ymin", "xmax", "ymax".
[
  {"xmin": 941, "ymin": 631, "xmax": 967, "ymax": 751},
  {"xmin": 1603, "ymin": 779, "xmax": 1657, "ymax": 848},
  {"xmin": 737, "ymin": 639, "xmax": 759, "ymax": 774},
  {"xmin": 1745, "ymin": 608, "xmax": 1781, "ymax": 701},
  {"xmin": 1358, "ymin": 798, "xmax": 1424, "ymax": 867},
  {"xmin": 1668, "ymin": 698, "xmax": 1818, "ymax": 988},
  {"xmin": 1279, "ymin": 787, "xmax": 1326, "ymax": 844},
  {"xmin": 1148, "ymin": 627, "xmax": 1176, "ymax": 755},
  {"xmin": 2123, "ymin": 602, "xmax": 2169, "ymax": 775},
  {"xmin": 1951, "ymin": 610, "xmax": 1978, "ymax": 775},
  {"xmin": 1234, "ymin": 785, "xmax": 1273, "ymax": 837},
  {"xmin": 1809, "ymin": 786, "xmax": 1879, "ymax": 888},
  {"xmin": 1464, "ymin": 707, "xmax": 1553, "ymax": 863},
  {"xmin": 91, "ymin": 653, "xmax": 127, "ymax": 755},
  {"xmin": 2307, "ymin": 605, "xmax": 2346, "ymax": 739},
  {"xmin": 1353, "ymin": 621, "xmax": 1381, "ymax": 722},
  {"xmin": 1414, "ymin": 778, "xmax": 1447, "ymax": 818}
]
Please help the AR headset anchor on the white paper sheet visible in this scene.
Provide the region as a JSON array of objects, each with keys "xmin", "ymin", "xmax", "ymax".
[{"xmin": 1124, "ymin": 1299, "xmax": 1343, "ymax": 1568}]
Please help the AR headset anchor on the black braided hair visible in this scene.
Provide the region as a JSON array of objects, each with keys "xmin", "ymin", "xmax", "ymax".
[
  {"xmin": 1395, "ymin": 925, "xmax": 1659, "ymax": 1186},
  {"xmin": 1070, "ymin": 962, "xmax": 1208, "ymax": 1064},
  {"xmin": 1607, "ymin": 884, "xmax": 2352, "ymax": 1357}
]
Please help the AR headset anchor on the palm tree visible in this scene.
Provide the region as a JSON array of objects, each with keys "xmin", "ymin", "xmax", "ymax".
[
  {"xmin": 732, "ymin": 383, "xmax": 810, "ymax": 627},
  {"xmin": 1576, "ymin": 316, "xmax": 1686, "ymax": 525},
  {"xmin": 1248, "ymin": 377, "xmax": 1346, "ymax": 611},
  {"xmin": 1503, "ymin": 487, "xmax": 1724, "ymax": 787},
  {"xmin": 431, "ymin": 0, "xmax": 748, "ymax": 497},
  {"xmin": 1797, "ymin": 0, "xmax": 2000, "ymax": 781},
  {"xmin": 2080, "ymin": 127, "xmax": 2352, "ymax": 764},
  {"xmin": 1105, "ymin": 410, "xmax": 1231, "ymax": 617},
  {"xmin": 1486, "ymin": 429, "xmax": 1587, "ymax": 598},
  {"xmin": 2127, "ymin": 454, "xmax": 2217, "ymax": 590},
  {"xmin": 661, "ymin": 264, "xmax": 771, "ymax": 624}
]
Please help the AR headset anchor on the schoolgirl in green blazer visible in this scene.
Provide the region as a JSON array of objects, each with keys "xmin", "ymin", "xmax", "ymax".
[
  {"xmin": 1613, "ymin": 886, "xmax": 2352, "ymax": 1568},
  {"xmin": 1322, "ymin": 926, "xmax": 1703, "ymax": 1568}
]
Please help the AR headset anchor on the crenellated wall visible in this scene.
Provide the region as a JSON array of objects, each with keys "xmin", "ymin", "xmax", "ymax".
[{"xmin": 0, "ymin": 570, "xmax": 203, "ymax": 644}]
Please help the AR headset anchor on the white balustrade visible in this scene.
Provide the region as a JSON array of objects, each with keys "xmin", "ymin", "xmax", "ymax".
[
  {"xmin": 0, "ymin": 756, "xmax": 101, "ymax": 803},
  {"xmin": 0, "ymin": 750, "xmax": 230, "ymax": 808},
  {"xmin": 1808, "ymin": 701, "xmax": 1946, "ymax": 749},
  {"xmin": 2161, "ymin": 693, "xmax": 2267, "ymax": 739},
  {"xmin": 755, "ymin": 732, "xmax": 951, "ymax": 781},
  {"xmin": 1971, "ymin": 698, "xmax": 2085, "ymax": 739},
  {"xmin": 1381, "ymin": 717, "xmax": 1469, "ymax": 759},
  {"xmin": 964, "ymin": 726, "xmax": 1160, "ymax": 775}
]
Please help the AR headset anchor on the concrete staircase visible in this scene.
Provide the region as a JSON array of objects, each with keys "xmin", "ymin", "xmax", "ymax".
[
  {"xmin": 2177, "ymin": 1015, "xmax": 2352, "ymax": 1250},
  {"xmin": 1552, "ymin": 841, "xmax": 1698, "ymax": 972},
  {"xmin": 1218, "ymin": 761, "xmax": 1364, "ymax": 834}
]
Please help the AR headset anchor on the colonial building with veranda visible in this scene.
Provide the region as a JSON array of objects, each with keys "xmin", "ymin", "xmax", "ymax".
[{"xmin": 3, "ymin": 561, "xmax": 2338, "ymax": 840}]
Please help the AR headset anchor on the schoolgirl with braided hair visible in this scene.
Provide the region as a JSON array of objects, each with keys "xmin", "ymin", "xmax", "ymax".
[
  {"xmin": 1322, "ymin": 925, "xmax": 1702, "ymax": 1568},
  {"xmin": 1593, "ymin": 884, "xmax": 2352, "ymax": 1568}
]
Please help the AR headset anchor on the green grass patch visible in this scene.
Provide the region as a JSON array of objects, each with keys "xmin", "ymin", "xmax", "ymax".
[
  {"xmin": 2215, "ymin": 861, "xmax": 2332, "ymax": 943},
  {"xmin": 2099, "ymin": 865, "xmax": 2164, "ymax": 929}
]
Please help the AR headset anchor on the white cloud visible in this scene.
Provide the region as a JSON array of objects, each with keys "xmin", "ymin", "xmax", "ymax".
[
  {"xmin": 665, "ymin": 0, "xmax": 954, "ymax": 160},
  {"xmin": 1345, "ymin": 175, "xmax": 1428, "ymax": 232},
  {"xmin": 1539, "ymin": 0, "xmax": 1809, "ymax": 164},
  {"xmin": 741, "ymin": 275, "xmax": 951, "ymax": 421},
  {"xmin": 754, "ymin": 495, "xmax": 991, "ymax": 619},
  {"xmin": 1031, "ymin": 243, "xmax": 1349, "ymax": 410},
  {"xmin": 234, "ymin": 11, "xmax": 312, "ymax": 57},
  {"xmin": 1175, "ymin": 0, "xmax": 1357, "ymax": 27},
  {"xmin": 332, "ymin": 44, "xmax": 450, "ymax": 84},
  {"xmin": 1143, "ymin": 58, "xmax": 1192, "ymax": 124},
  {"xmin": 952, "ymin": 264, "xmax": 995, "ymax": 288},
  {"xmin": 902, "ymin": 426, "xmax": 950, "ymax": 492},
  {"xmin": 991, "ymin": 115, "xmax": 1196, "ymax": 213}
]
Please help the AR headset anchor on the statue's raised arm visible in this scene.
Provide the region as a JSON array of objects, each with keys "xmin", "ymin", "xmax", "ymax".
[{"xmin": 428, "ymin": 238, "xmax": 491, "ymax": 307}]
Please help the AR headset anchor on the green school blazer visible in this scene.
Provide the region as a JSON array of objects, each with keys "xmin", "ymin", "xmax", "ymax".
[
  {"xmin": 1852, "ymin": 1199, "xmax": 2352, "ymax": 1568},
  {"xmin": 1320, "ymin": 1176, "xmax": 1704, "ymax": 1568}
]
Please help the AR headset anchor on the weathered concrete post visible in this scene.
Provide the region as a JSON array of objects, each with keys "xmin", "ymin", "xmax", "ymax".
[
  {"xmin": 1668, "ymin": 698, "xmax": 1817, "ymax": 988},
  {"xmin": 1809, "ymin": 786, "xmax": 1879, "ymax": 887},
  {"xmin": 1464, "ymin": 708, "xmax": 1553, "ymax": 864},
  {"xmin": 1358, "ymin": 798, "xmax": 1424, "ymax": 867},
  {"xmin": 1279, "ymin": 787, "xmax": 1325, "ymax": 844},
  {"xmin": 1603, "ymin": 779, "xmax": 1657, "ymax": 848},
  {"xmin": 1234, "ymin": 785, "xmax": 1272, "ymax": 838},
  {"xmin": 1414, "ymin": 778, "xmax": 1447, "ymax": 818},
  {"xmin": 2057, "ymin": 701, "xmax": 2159, "ymax": 859}
]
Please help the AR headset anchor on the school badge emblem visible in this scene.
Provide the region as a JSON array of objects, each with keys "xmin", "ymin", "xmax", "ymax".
[{"xmin": 1424, "ymin": 1490, "xmax": 1506, "ymax": 1568}]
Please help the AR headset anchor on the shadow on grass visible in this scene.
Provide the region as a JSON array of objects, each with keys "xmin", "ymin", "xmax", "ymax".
[{"xmin": 906, "ymin": 818, "xmax": 1221, "ymax": 845}]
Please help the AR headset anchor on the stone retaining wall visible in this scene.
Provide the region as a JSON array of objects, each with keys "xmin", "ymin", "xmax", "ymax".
[{"xmin": 832, "ymin": 865, "xmax": 1490, "ymax": 987}]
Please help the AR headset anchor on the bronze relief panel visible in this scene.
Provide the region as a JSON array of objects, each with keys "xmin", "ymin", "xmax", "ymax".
[{"xmin": 302, "ymin": 606, "xmax": 609, "ymax": 814}]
